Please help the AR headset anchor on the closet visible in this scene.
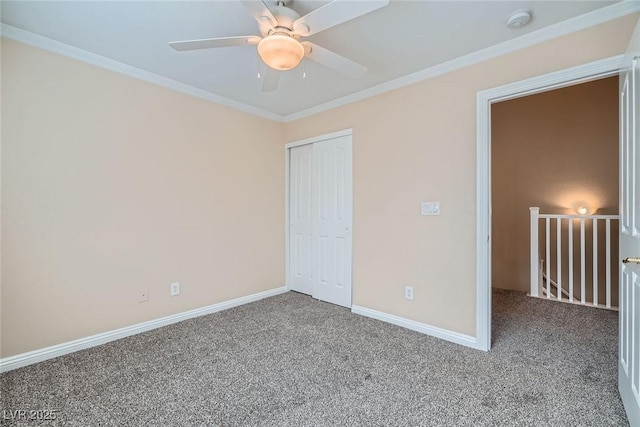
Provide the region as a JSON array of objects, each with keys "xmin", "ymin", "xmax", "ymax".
[{"xmin": 287, "ymin": 132, "xmax": 353, "ymax": 308}]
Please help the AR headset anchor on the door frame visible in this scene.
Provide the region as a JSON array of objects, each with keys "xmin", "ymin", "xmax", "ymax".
[
  {"xmin": 284, "ymin": 128, "xmax": 353, "ymax": 298},
  {"xmin": 475, "ymin": 55, "xmax": 623, "ymax": 351}
]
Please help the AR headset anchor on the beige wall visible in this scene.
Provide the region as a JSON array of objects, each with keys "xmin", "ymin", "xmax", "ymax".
[
  {"xmin": 492, "ymin": 77, "xmax": 619, "ymax": 302},
  {"xmin": 1, "ymin": 39, "xmax": 285, "ymax": 357},
  {"xmin": 284, "ymin": 14, "xmax": 639, "ymax": 336},
  {"xmin": 1, "ymin": 14, "xmax": 638, "ymax": 358}
]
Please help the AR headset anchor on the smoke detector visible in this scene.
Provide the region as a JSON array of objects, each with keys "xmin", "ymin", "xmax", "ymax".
[{"xmin": 506, "ymin": 9, "xmax": 532, "ymax": 29}]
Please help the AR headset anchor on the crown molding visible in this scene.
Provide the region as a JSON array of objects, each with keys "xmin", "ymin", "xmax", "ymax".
[
  {"xmin": 0, "ymin": 24, "xmax": 285, "ymax": 122},
  {"xmin": 282, "ymin": 0, "xmax": 640, "ymax": 122},
  {"xmin": 2, "ymin": 0, "xmax": 638, "ymax": 124}
]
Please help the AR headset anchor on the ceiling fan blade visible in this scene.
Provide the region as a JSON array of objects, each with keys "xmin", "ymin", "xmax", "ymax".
[
  {"xmin": 302, "ymin": 42, "xmax": 367, "ymax": 79},
  {"xmin": 293, "ymin": 0, "xmax": 389, "ymax": 36},
  {"xmin": 261, "ymin": 66, "xmax": 281, "ymax": 92},
  {"xmin": 239, "ymin": 0, "xmax": 277, "ymax": 28},
  {"xmin": 169, "ymin": 36, "xmax": 260, "ymax": 51}
]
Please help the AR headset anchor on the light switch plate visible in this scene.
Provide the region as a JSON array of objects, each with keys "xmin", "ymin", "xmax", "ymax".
[{"xmin": 421, "ymin": 201, "xmax": 440, "ymax": 216}]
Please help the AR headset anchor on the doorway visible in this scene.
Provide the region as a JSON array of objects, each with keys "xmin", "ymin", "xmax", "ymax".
[
  {"xmin": 491, "ymin": 77, "xmax": 619, "ymax": 306},
  {"xmin": 285, "ymin": 130, "xmax": 353, "ymax": 308},
  {"xmin": 475, "ymin": 55, "xmax": 623, "ymax": 351}
]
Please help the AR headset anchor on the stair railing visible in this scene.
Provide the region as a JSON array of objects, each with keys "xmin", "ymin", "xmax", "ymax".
[{"xmin": 529, "ymin": 207, "xmax": 619, "ymax": 309}]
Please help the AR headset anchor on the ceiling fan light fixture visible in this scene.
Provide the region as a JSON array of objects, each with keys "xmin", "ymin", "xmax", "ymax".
[{"xmin": 257, "ymin": 34, "xmax": 304, "ymax": 71}]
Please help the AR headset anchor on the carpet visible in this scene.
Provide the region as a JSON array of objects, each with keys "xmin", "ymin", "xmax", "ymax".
[{"xmin": 0, "ymin": 289, "xmax": 626, "ymax": 426}]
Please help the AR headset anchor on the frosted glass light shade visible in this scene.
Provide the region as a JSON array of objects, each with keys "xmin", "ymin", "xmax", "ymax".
[{"xmin": 258, "ymin": 34, "xmax": 304, "ymax": 71}]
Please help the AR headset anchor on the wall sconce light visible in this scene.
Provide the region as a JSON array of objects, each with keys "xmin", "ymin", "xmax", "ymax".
[{"xmin": 577, "ymin": 206, "xmax": 588, "ymax": 215}]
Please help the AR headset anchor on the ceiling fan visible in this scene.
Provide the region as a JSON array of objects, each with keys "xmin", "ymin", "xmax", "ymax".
[{"xmin": 168, "ymin": 0, "xmax": 389, "ymax": 91}]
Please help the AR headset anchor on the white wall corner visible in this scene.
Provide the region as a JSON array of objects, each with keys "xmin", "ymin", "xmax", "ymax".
[
  {"xmin": 0, "ymin": 286, "xmax": 288, "ymax": 373},
  {"xmin": 351, "ymin": 305, "xmax": 480, "ymax": 350}
]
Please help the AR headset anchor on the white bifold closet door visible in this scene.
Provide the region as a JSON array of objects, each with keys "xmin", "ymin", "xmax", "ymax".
[{"xmin": 289, "ymin": 134, "xmax": 352, "ymax": 308}]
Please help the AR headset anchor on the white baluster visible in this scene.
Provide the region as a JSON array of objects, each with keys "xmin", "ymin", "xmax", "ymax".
[
  {"xmin": 568, "ymin": 219, "xmax": 574, "ymax": 302},
  {"xmin": 530, "ymin": 207, "xmax": 540, "ymax": 297},
  {"xmin": 546, "ymin": 218, "xmax": 551, "ymax": 298},
  {"xmin": 557, "ymin": 218, "xmax": 562, "ymax": 301},
  {"xmin": 606, "ymin": 219, "xmax": 611, "ymax": 309},
  {"xmin": 593, "ymin": 219, "xmax": 598, "ymax": 307},
  {"xmin": 580, "ymin": 218, "xmax": 586, "ymax": 305}
]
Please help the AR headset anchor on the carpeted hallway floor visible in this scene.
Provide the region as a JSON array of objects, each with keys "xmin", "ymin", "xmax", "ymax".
[{"xmin": 0, "ymin": 289, "xmax": 626, "ymax": 426}]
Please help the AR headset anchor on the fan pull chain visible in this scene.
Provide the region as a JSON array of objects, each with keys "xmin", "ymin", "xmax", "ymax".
[
  {"xmin": 257, "ymin": 54, "xmax": 262, "ymax": 79},
  {"xmin": 302, "ymin": 60, "xmax": 306, "ymax": 79}
]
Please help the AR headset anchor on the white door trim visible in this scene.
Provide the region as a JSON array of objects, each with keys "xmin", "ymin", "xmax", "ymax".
[
  {"xmin": 285, "ymin": 129, "xmax": 353, "ymax": 149},
  {"xmin": 475, "ymin": 55, "xmax": 623, "ymax": 351},
  {"xmin": 285, "ymin": 129, "xmax": 353, "ymax": 293}
]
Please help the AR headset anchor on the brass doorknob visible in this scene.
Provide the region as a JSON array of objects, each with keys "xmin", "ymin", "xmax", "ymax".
[{"xmin": 622, "ymin": 257, "xmax": 640, "ymax": 264}]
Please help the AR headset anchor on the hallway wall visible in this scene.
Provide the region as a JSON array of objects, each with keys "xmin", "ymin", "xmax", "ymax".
[{"xmin": 491, "ymin": 76, "xmax": 619, "ymax": 300}]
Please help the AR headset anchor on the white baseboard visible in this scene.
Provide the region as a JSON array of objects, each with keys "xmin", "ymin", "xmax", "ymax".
[
  {"xmin": 351, "ymin": 304, "xmax": 479, "ymax": 349},
  {"xmin": 0, "ymin": 286, "xmax": 288, "ymax": 373}
]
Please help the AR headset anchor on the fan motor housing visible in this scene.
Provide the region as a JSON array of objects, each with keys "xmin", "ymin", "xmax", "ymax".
[{"xmin": 260, "ymin": 5, "xmax": 301, "ymax": 36}]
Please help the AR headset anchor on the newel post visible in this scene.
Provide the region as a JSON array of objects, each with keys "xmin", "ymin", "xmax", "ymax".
[{"xmin": 530, "ymin": 207, "xmax": 540, "ymax": 297}]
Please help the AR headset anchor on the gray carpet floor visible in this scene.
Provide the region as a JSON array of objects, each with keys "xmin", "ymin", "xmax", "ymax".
[{"xmin": 0, "ymin": 289, "xmax": 626, "ymax": 426}]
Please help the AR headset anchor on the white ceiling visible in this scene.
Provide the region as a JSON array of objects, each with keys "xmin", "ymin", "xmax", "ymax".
[{"xmin": 1, "ymin": 1, "xmax": 633, "ymax": 120}]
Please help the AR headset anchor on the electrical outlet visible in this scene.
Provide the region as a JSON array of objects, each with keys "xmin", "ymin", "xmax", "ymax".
[
  {"xmin": 139, "ymin": 288, "xmax": 149, "ymax": 303},
  {"xmin": 405, "ymin": 286, "xmax": 414, "ymax": 300},
  {"xmin": 170, "ymin": 282, "xmax": 180, "ymax": 296}
]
